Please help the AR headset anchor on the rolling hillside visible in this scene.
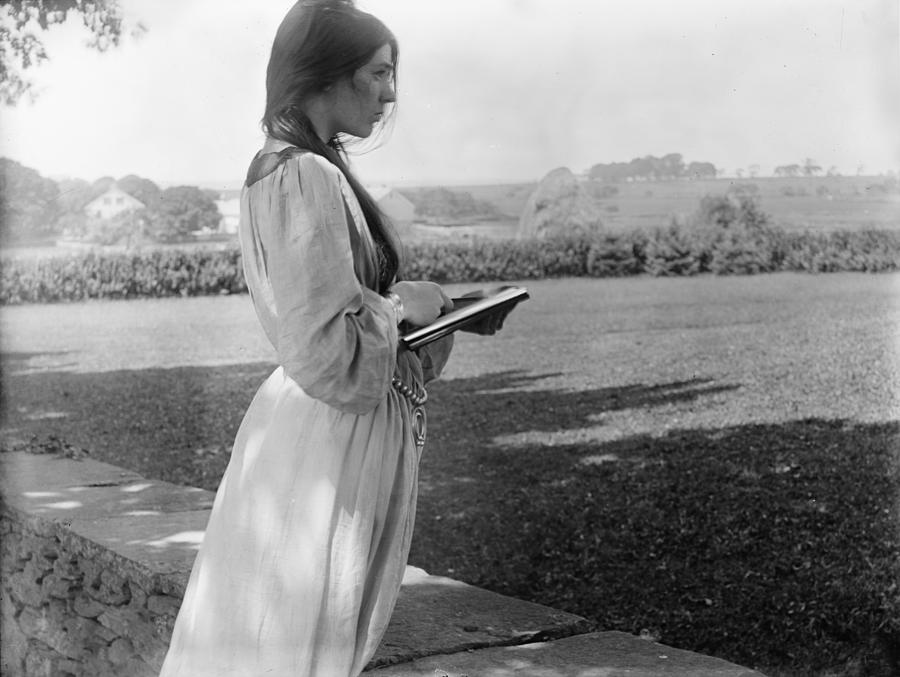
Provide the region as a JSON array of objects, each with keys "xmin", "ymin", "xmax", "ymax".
[{"xmin": 401, "ymin": 175, "xmax": 900, "ymax": 239}]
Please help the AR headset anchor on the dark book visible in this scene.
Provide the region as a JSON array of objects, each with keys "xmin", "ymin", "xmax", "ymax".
[{"xmin": 400, "ymin": 285, "xmax": 530, "ymax": 350}]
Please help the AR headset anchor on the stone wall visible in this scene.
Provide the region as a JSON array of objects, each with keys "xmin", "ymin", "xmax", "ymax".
[
  {"xmin": 1, "ymin": 452, "xmax": 206, "ymax": 677},
  {"xmin": 1, "ymin": 451, "xmax": 595, "ymax": 677},
  {"xmin": 1, "ymin": 513, "xmax": 181, "ymax": 676}
]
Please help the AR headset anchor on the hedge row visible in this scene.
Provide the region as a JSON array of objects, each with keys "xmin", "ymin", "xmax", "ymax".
[{"xmin": 2, "ymin": 226, "xmax": 899, "ymax": 304}]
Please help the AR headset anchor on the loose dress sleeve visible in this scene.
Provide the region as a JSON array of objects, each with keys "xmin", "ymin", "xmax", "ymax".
[
  {"xmin": 255, "ymin": 153, "xmax": 399, "ymax": 414},
  {"xmin": 417, "ymin": 335, "xmax": 454, "ymax": 384}
]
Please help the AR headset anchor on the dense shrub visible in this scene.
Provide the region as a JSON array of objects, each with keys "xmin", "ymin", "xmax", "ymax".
[
  {"xmin": 643, "ymin": 224, "xmax": 709, "ymax": 276},
  {"xmin": 0, "ymin": 247, "xmax": 247, "ymax": 304},
  {"xmin": 2, "ymin": 225, "xmax": 898, "ymax": 305},
  {"xmin": 586, "ymin": 233, "xmax": 645, "ymax": 277},
  {"xmin": 781, "ymin": 230, "xmax": 900, "ymax": 273}
]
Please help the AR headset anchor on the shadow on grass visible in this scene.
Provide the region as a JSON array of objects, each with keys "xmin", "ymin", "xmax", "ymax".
[
  {"xmin": 0, "ymin": 361, "xmax": 276, "ymax": 487},
  {"xmin": 426, "ymin": 370, "xmax": 740, "ymax": 439},
  {"xmin": 3, "ymin": 363, "xmax": 898, "ymax": 675},
  {"xmin": 0, "ymin": 365, "xmax": 734, "ymax": 489},
  {"xmin": 414, "ymin": 371, "xmax": 900, "ymax": 677}
]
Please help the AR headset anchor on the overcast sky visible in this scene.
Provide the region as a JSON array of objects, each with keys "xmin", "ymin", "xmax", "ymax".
[{"xmin": 1, "ymin": 0, "xmax": 898, "ymax": 188}]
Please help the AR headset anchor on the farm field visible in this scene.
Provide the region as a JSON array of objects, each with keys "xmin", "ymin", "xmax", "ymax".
[
  {"xmin": 2, "ymin": 273, "xmax": 899, "ymax": 675},
  {"xmin": 438, "ymin": 175, "xmax": 900, "ymax": 236}
]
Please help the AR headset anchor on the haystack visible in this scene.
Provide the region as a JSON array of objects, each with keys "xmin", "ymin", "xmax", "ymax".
[{"xmin": 517, "ymin": 167, "xmax": 603, "ymax": 239}]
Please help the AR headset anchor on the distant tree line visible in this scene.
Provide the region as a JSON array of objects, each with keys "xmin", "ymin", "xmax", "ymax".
[
  {"xmin": 588, "ymin": 153, "xmax": 717, "ymax": 182},
  {"xmin": 399, "ymin": 186, "xmax": 500, "ymax": 221},
  {"xmin": 773, "ymin": 158, "xmax": 827, "ymax": 177},
  {"xmin": 0, "ymin": 157, "xmax": 220, "ymax": 245}
]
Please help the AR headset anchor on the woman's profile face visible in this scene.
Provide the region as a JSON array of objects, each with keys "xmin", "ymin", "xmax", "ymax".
[{"xmin": 326, "ymin": 44, "xmax": 396, "ymax": 139}]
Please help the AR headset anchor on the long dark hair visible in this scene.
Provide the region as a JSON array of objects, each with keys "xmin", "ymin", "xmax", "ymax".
[{"xmin": 263, "ymin": 0, "xmax": 401, "ymax": 290}]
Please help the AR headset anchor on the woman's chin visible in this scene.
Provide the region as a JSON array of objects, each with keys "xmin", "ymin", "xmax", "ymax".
[{"xmin": 344, "ymin": 122, "xmax": 375, "ymax": 139}]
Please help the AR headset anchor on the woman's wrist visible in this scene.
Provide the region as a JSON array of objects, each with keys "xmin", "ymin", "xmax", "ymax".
[{"xmin": 384, "ymin": 290, "xmax": 404, "ymax": 324}]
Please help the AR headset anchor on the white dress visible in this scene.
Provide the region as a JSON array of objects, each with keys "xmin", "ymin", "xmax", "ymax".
[{"xmin": 159, "ymin": 143, "xmax": 453, "ymax": 677}]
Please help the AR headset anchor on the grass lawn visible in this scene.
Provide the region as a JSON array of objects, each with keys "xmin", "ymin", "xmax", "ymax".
[{"xmin": 2, "ymin": 273, "xmax": 899, "ymax": 676}]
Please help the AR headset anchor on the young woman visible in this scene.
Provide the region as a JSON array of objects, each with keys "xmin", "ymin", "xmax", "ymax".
[{"xmin": 159, "ymin": 1, "xmax": 456, "ymax": 674}]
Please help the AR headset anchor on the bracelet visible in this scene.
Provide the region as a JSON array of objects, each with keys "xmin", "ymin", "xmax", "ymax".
[{"xmin": 385, "ymin": 291, "xmax": 404, "ymax": 324}]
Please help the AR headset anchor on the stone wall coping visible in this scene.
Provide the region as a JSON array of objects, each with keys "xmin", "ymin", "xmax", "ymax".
[
  {"xmin": 2, "ymin": 452, "xmax": 212, "ymax": 598},
  {"xmin": 366, "ymin": 630, "xmax": 767, "ymax": 676},
  {"xmin": 1, "ymin": 450, "xmax": 767, "ymax": 675}
]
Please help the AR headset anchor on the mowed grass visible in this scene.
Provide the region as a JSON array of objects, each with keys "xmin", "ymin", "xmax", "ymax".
[{"xmin": 2, "ymin": 273, "xmax": 899, "ymax": 676}]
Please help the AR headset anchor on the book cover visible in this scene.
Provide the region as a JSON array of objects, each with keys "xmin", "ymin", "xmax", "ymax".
[{"xmin": 400, "ymin": 285, "xmax": 529, "ymax": 350}]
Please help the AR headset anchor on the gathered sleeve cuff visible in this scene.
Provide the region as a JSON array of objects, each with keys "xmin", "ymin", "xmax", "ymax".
[
  {"xmin": 263, "ymin": 153, "xmax": 398, "ymax": 414},
  {"xmin": 417, "ymin": 335, "xmax": 455, "ymax": 384}
]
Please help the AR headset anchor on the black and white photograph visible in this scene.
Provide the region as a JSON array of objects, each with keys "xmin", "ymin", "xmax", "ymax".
[{"xmin": 1, "ymin": 1, "xmax": 898, "ymax": 675}]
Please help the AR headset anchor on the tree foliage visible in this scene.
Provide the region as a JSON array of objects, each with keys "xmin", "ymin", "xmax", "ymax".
[
  {"xmin": 0, "ymin": 0, "xmax": 144, "ymax": 105},
  {"xmin": 802, "ymin": 158, "xmax": 822, "ymax": 177},
  {"xmin": 401, "ymin": 186, "xmax": 499, "ymax": 220},
  {"xmin": 0, "ymin": 156, "xmax": 223, "ymax": 245},
  {"xmin": 55, "ymin": 176, "xmax": 92, "ymax": 213},
  {"xmin": 0, "ymin": 156, "xmax": 60, "ymax": 242},
  {"xmin": 117, "ymin": 174, "xmax": 161, "ymax": 209},
  {"xmin": 589, "ymin": 154, "xmax": 717, "ymax": 182},
  {"xmin": 90, "ymin": 175, "xmax": 115, "ymax": 198},
  {"xmin": 685, "ymin": 161, "xmax": 717, "ymax": 180},
  {"xmin": 145, "ymin": 185, "xmax": 220, "ymax": 242},
  {"xmin": 71, "ymin": 182, "xmax": 221, "ymax": 244},
  {"xmin": 774, "ymin": 164, "xmax": 802, "ymax": 177}
]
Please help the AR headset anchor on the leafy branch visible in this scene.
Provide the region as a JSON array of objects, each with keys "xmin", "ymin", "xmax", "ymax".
[{"xmin": 0, "ymin": 0, "xmax": 145, "ymax": 105}]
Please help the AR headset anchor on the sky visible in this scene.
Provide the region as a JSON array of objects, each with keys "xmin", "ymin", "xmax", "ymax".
[{"xmin": 1, "ymin": 0, "xmax": 898, "ymax": 189}]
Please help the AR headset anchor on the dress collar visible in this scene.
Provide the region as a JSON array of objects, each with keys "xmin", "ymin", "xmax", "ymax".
[{"xmin": 260, "ymin": 138, "xmax": 295, "ymax": 155}]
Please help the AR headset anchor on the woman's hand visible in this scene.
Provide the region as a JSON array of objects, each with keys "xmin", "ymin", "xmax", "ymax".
[
  {"xmin": 453, "ymin": 286, "xmax": 517, "ymax": 335},
  {"xmin": 461, "ymin": 306, "xmax": 512, "ymax": 335},
  {"xmin": 389, "ymin": 281, "xmax": 453, "ymax": 326}
]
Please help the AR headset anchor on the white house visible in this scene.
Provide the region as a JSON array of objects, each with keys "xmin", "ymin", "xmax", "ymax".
[
  {"xmin": 215, "ymin": 197, "xmax": 241, "ymax": 234},
  {"xmin": 368, "ymin": 186, "xmax": 416, "ymax": 225},
  {"xmin": 84, "ymin": 185, "xmax": 144, "ymax": 220}
]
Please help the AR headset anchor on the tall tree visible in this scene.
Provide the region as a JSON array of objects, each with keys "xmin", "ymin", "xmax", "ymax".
[
  {"xmin": 89, "ymin": 175, "xmax": 116, "ymax": 201},
  {"xmin": 55, "ymin": 176, "xmax": 92, "ymax": 213},
  {"xmin": 686, "ymin": 161, "xmax": 717, "ymax": 180},
  {"xmin": 0, "ymin": 0, "xmax": 145, "ymax": 105},
  {"xmin": 117, "ymin": 174, "xmax": 161, "ymax": 208},
  {"xmin": 0, "ymin": 157, "xmax": 60, "ymax": 241},
  {"xmin": 660, "ymin": 153, "xmax": 685, "ymax": 180},
  {"xmin": 775, "ymin": 164, "xmax": 802, "ymax": 177},
  {"xmin": 802, "ymin": 158, "xmax": 822, "ymax": 176},
  {"xmin": 146, "ymin": 185, "xmax": 220, "ymax": 242}
]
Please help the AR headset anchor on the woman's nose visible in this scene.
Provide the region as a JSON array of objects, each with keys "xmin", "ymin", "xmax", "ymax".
[{"xmin": 381, "ymin": 81, "xmax": 396, "ymax": 103}]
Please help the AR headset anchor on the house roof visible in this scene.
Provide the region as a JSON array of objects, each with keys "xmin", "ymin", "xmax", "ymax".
[
  {"xmin": 84, "ymin": 184, "xmax": 145, "ymax": 209},
  {"xmin": 367, "ymin": 185, "xmax": 414, "ymax": 207},
  {"xmin": 367, "ymin": 185, "xmax": 392, "ymax": 201}
]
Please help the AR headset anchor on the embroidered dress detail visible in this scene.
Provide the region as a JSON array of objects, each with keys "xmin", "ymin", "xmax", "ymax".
[{"xmin": 391, "ymin": 376, "xmax": 427, "ymax": 406}]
